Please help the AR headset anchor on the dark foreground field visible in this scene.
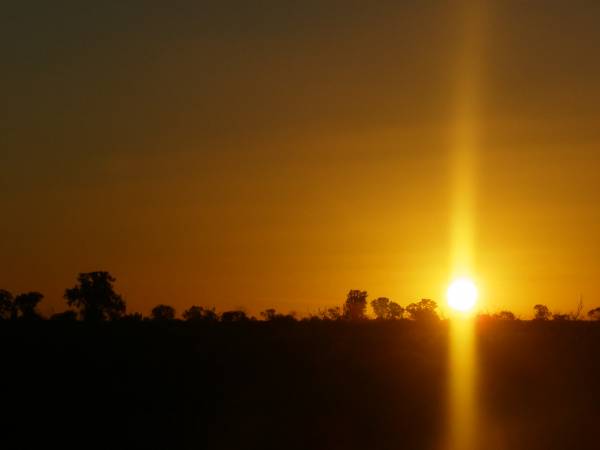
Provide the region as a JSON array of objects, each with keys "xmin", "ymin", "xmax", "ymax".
[{"xmin": 2, "ymin": 320, "xmax": 599, "ymax": 450}]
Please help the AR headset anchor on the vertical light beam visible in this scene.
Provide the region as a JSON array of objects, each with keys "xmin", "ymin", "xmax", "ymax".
[
  {"xmin": 447, "ymin": 317, "xmax": 478, "ymax": 450},
  {"xmin": 450, "ymin": 0, "xmax": 486, "ymax": 279},
  {"xmin": 447, "ymin": 1, "xmax": 487, "ymax": 450}
]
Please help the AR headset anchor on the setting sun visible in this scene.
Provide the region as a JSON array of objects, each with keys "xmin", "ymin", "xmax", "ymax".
[{"xmin": 447, "ymin": 278, "xmax": 478, "ymax": 312}]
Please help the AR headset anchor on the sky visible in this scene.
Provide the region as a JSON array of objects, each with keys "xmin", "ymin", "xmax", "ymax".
[{"xmin": 2, "ymin": 1, "xmax": 600, "ymax": 317}]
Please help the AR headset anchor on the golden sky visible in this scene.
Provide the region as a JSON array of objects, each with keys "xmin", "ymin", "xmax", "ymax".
[{"xmin": 2, "ymin": 1, "xmax": 600, "ymax": 317}]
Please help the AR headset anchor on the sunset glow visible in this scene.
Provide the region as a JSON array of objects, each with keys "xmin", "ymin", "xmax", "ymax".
[{"xmin": 3, "ymin": 1, "xmax": 600, "ymax": 449}]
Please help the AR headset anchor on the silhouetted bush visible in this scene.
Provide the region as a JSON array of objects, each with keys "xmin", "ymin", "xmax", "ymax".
[
  {"xmin": 260, "ymin": 308, "xmax": 297, "ymax": 322},
  {"xmin": 220, "ymin": 310, "xmax": 249, "ymax": 322},
  {"xmin": 494, "ymin": 311, "xmax": 516, "ymax": 321},
  {"xmin": 182, "ymin": 305, "xmax": 218, "ymax": 322},
  {"xmin": 588, "ymin": 307, "xmax": 600, "ymax": 321},
  {"xmin": 151, "ymin": 304, "xmax": 176, "ymax": 321},
  {"xmin": 260, "ymin": 308, "xmax": 277, "ymax": 321}
]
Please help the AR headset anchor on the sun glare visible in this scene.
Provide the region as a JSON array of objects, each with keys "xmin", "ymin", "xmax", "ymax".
[{"xmin": 447, "ymin": 278, "xmax": 478, "ymax": 312}]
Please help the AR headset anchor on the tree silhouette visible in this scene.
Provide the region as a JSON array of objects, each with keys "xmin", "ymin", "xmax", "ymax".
[
  {"xmin": 220, "ymin": 310, "xmax": 249, "ymax": 322},
  {"xmin": 388, "ymin": 301, "xmax": 404, "ymax": 320},
  {"xmin": 64, "ymin": 272, "xmax": 125, "ymax": 321},
  {"xmin": 533, "ymin": 304, "xmax": 551, "ymax": 321},
  {"xmin": 182, "ymin": 306, "xmax": 218, "ymax": 322},
  {"xmin": 370, "ymin": 298, "xmax": 404, "ymax": 320},
  {"xmin": 587, "ymin": 307, "xmax": 600, "ymax": 321},
  {"xmin": 0, "ymin": 289, "xmax": 15, "ymax": 320},
  {"xmin": 14, "ymin": 292, "xmax": 43, "ymax": 320},
  {"xmin": 343, "ymin": 290, "xmax": 368, "ymax": 320},
  {"xmin": 406, "ymin": 299, "xmax": 438, "ymax": 321},
  {"xmin": 371, "ymin": 297, "xmax": 390, "ymax": 319},
  {"xmin": 552, "ymin": 313, "xmax": 570, "ymax": 321},
  {"xmin": 151, "ymin": 304, "xmax": 176, "ymax": 321}
]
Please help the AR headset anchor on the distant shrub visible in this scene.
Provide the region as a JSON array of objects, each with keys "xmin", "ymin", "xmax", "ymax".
[
  {"xmin": 183, "ymin": 306, "xmax": 218, "ymax": 322},
  {"xmin": 151, "ymin": 304, "xmax": 176, "ymax": 321},
  {"xmin": 260, "ymin": 308, "xmax": 296, "ymax": 322},
  {"xmin": 588, "ymin": 307, "xmax": 600, "ymax": 321},
  {"xmin": 494, "ymin": 311, "xmax": 516, "ymax": 321},
  {"xmin": 220, "ymin": 310, "xmax": 249, "ymax": 322}
]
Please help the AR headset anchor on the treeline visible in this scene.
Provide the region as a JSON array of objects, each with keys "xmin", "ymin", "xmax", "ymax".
[{"xmin": 1, "ymin": 271, "xmax": 600, "ymax": 323}]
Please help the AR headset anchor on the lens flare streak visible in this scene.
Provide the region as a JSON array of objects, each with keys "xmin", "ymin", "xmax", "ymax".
[
  {"xmin": 447, "ymin": 318, "xmax": 478, "ymax": 450},
  {"xmin": 446, "ymin": 1, "xmax": 487, "ymax": 449}
]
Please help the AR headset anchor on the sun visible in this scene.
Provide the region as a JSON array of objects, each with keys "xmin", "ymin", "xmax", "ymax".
[{"xmin": 447, "ymin": 278, "xmax": 478, "ymax": 312}]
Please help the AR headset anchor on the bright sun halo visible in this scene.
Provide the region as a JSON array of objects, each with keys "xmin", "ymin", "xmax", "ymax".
[{"xmin": 447, "ymin": 278, "xmax": 478, "ymax": 312}]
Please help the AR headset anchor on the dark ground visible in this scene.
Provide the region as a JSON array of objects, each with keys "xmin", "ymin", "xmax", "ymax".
[{"xmin": 1, "ymin": 320, "xmax": 599, "ymax": 450}]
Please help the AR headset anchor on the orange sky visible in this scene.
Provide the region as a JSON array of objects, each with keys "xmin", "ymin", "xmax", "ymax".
[{"xmin": 3, "ymin": 1, "xmax": 600, "ymax": 317}]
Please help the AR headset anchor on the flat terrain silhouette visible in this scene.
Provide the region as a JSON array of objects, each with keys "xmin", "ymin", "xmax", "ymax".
[
  {"xmin": 1, "ymin": 273, "xmax": 600, "ymax": 449},
  {"xmin": 2, "ymin": 320, "xmax": 600, "ymax": 450}
]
